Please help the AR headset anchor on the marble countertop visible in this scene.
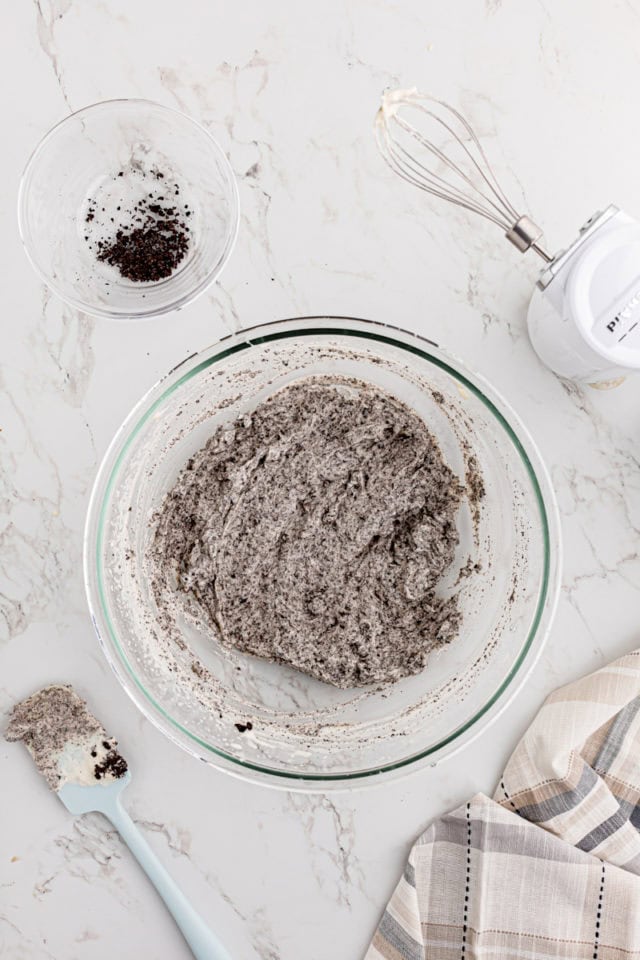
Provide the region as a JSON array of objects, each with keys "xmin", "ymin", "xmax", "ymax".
[{"xmin": 2, "ymin": 1, "xmax": 640, "ymax": 957}]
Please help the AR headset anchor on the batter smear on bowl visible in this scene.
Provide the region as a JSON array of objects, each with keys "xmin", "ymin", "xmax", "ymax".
[{"xmin": 150, "ymin": 377, "xmax": 464, "ymax": 688}]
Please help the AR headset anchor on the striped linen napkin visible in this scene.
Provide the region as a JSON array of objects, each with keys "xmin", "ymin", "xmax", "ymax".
[{"xmin": 366, "ymin": 648, "xmax": 640, "ymax": 959}]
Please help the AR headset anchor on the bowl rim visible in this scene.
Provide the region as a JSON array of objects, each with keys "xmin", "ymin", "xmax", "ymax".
[
  {"xmin": 84, "ymin": 316, "xmax": 562, "ymax": 789},
  {"xmin": 17, "ymin": 97, "xmax": 240, "ymax": 321}
]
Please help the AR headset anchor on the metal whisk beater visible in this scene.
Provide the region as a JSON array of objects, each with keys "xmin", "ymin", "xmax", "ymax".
[{"xmin": 375, "ymin": 88, "xmax": 552, "ymax": 262}]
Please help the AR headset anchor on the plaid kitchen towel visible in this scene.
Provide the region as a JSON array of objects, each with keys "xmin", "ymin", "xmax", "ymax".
[{"xmin": 366, "ymin": 648, "xmax": 640, "ymax": 959}]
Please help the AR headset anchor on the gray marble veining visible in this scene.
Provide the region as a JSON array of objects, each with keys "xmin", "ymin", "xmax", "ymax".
[{"xmin": 3, "ymin": 1, "xmax": 640, "ymax": 957}]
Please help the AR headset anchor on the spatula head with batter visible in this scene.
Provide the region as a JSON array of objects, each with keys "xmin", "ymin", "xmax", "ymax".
[
  {"xmin": 6, "ymin": 683, "xmax": 129, "ymax": 801},
  {"xmin": 6, "ymin": 683, "xmax": 231, "ymax": 960}
]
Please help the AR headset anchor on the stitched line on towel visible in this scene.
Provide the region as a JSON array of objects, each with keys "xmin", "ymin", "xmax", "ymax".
[
  {"xmin": 594, "ymin": 861, "xmax": 605, "ymax": 960},
  {"xmin": 500, "ymin": 748, "xmax": 580, "ymax": 801},
  {"xmin": 499, "ymin": 779, "xmax": 517, "ymax": 810},
  {"xmin": 462, "ymin": 802, "xmax": 471, "ymax": 958}
]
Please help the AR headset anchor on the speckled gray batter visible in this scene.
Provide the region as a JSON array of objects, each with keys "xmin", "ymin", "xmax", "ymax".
[
  {"xmin": 150, "ymin": 377, "xmax": 464, "ymax": 688},
  {"xmin": 5, "ymin": 685, "xmax": 127, "ymax": 790}
]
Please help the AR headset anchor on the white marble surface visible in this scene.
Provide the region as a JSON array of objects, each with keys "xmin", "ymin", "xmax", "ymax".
[{"xmin": 2, "ymin": 1, "xmax": 640, "ymax": 957}]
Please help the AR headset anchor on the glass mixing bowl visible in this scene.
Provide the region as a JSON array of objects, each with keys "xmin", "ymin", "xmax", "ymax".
[
  {"xmin": 18, "ymin": 99, "xmax": 239, "ymax": 320},
  {"xmin": 84, "ymin": 317, "xmax": 561, "ymax": 789}
]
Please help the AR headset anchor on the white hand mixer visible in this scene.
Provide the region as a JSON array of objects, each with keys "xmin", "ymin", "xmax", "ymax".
[{"xmin": 376, "ymin": 88, "xmax": 640, "ymax": 387}]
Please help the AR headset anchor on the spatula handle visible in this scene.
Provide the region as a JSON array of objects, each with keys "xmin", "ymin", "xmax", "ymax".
[{"xmin": 106, "ymin": 800, "xmax": 233, "ymax": 960}]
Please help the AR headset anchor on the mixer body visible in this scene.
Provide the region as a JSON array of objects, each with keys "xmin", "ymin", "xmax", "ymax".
[{"xmin": 528, "ymin": 206, "xmax": 640, "ymax": 385}]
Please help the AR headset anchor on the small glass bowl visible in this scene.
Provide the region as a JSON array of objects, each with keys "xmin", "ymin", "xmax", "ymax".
[
  {"xmin": 85, "ymin": 317, "xmax": 561, "ymax": 791},
  {"xmin": 18, "ymin": 99, "xmax": 239, "ymax": 320}
]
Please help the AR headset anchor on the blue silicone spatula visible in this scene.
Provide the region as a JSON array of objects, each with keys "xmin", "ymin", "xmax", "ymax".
[{"xmin": 6, "ymin": 684, "xmax": 232, "ymax": 960}]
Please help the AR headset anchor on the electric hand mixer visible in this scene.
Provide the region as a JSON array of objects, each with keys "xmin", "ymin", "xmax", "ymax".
[{"xmin": 376, "ymin": 88, "xmax": 640, "ymax": 387}]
